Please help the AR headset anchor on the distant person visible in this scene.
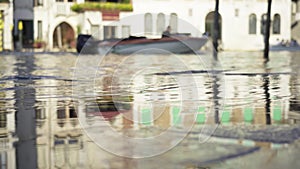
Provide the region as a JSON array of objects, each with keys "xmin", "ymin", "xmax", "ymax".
[
  {"xmin": 162, "ymin": 26, "xmax": 171, "ymax": 38},
  {"xmin": 291, "ymin": 39, "xmax": 299, "ymax": 47},
  {"xmin": 280, "ymin": 39, "xmax": 286, "ymax": 46},
  {"xmin": 202, "ymin": 32, "xmax": 209, "ymax": 37}
]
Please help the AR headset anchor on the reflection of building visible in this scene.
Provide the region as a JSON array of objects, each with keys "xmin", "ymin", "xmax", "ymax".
[
  {"xmin": 0, "ymin": 90, "xmax": 16, "ymax": 169},
  {"xmin": 35, "ymin": 99, "xmax": 83, "ymax": 168},
  {"xmin": 0, "ymin": 55, "xmax": 16, "ymax": 169},
  {"xmin": 33, "ymin": 54, "xmax": 83, "ymax": 168}
]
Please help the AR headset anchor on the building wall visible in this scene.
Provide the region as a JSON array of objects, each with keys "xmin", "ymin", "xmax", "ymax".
[
  {"xmin": 0, "ymin": 1, "xmax": 13, "ymax": 51},
  {"xmin": 34, "ymin": 0, "xmax": 81, "ymax": 50},
  {"xmin": 32, "ymin": 0, "xmax": 292, "ymax": 51},
  {"xmin": 291, "ymin": 0, "xmax": 300, "ymax": 42},
  {"xmin": 13, "ymin": 0, "xmax": 34, "ymax": 49},
  {"xmin": 129, "ymin": 0, "xmax": 291, "ymax": 51}
]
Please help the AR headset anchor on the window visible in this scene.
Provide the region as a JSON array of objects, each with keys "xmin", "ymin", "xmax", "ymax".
[
  {"xmin": 36, "ymin": 108, "xmax": 46, "ymax": 119},
  {"xmin": 249, "ymin": 14, "xmax": 257, "ymax": 34},
  {"xmin": 157, "ymin": 13, "xmax": 165, "ymax": 35},
  {"xmin": 260, "ymin": 14, "xmax": 267, "ymax": 35},
  {"xmin": 0, "ymin": 113, "xmax": 6, "ymax": 128},
  {"xmin": 69, "ymin": 107, "xmax": 77, "ymax": 118},
  {"xmin": 122, "ymin": 25, "xmax": 130, "ymax": 38},
  {"xmin": 34, "ymin": 0, "xmax": 43, "ymax": 6},
  {"xmin": 188, "ymin": 8, "xmax": 193, "ymax": 16},
  {"xmin": 273, "ymin": 14, "xmax": 280, "ymax": 34},
  {"xmin": 170, "ymin": 13, "xmax": 178, "ymax": 33},
  {"xmin": 103, "ymin": 26, "xmax": 117, "ymax": 39},
  {"xmin": 0, "ymin": 152, "xmax": 7, "ymax": 169},
  {"xmin": 144, "ymin": 13, "xmax": 152, "ymax": 35},
  {"xmin": 37, "ymin": 145, "xmax": 47, "ymax": 168},
  {"xmin": 91, "ymin": 25, "xmax": 100, "ymax": 39},
  {"xmin": 57, "ymin": 109, "xmax": 66, "ymax": 119},
  {"xmin": 37, "ymin": 20, "xmax": 42, "ymax": 40},
  {"xmin": 235, "ymin": 9, "xmax": 239, "ymax": 17}
]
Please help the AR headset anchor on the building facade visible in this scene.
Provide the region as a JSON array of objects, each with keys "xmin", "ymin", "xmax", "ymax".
[
  {"xmin": 0, "ymin": 0, "xmax": 13, "ymax": 51},
  {"xmin": 129, "ymin": 0, "xmax": 291, "ymax": 50},
  {"xmin": 291, "ymin": 0, "xmax": 300, "ymax": 42},
  {"xmin": 10, "ymin": 0, "xmax": 293, "ymax": 51}
]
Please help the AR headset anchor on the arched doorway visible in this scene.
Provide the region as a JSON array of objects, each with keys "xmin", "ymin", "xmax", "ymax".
[
  {"xmin": 53, "ymin": 22, "xmax": 75, "ymax": 49},
  {"xmin": 205, "ymin": 11, "xmax": 222, "ymax": 40}
]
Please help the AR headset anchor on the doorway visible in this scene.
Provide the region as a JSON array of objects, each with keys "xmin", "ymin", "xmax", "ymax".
[
  {"xmin": 53, "ymin": 22, "xmax": 75, "ymax": 49},
  {"xmin": 205, "ymin": 11, "xmax": 222, "ymax": 40}
]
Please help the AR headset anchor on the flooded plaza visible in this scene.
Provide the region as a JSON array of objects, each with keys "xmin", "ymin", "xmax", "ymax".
[{"xmin": 0, "ymin": 50, "xmax": 300, "ymax": 169}]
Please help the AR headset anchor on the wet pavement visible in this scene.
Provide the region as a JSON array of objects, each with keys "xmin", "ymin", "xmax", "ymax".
[{"xmin": 0, "ymin": 50, "xmax": 300, "ymax": 168}]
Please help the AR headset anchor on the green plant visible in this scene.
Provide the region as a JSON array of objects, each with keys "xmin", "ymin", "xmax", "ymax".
[
  {"xmin": 122, "ymin": 0, "xmax": 130, "ymax": 3},
  {"xmin": 0, "ymin": 0, "xmax": 9, "ymax": 3},
  {"xmin": 71, "ymin": 2, "xmax": 133, "ymax": 13},
  {"xmin": 77, "ymin": 25, "xmax": 82, "ymax": 34}
]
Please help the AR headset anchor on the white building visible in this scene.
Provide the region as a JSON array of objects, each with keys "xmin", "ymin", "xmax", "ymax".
[
  {"xmin": 292, "ymin": 0, "xmax": 300, "ymax": 42},
  {"xmin": 128, "ymin": 0, "xmax": 291, "ymax": 51},
  {"xmin": 12, "ymin": 0, "xmax": 292, "ymax": 51},
  {"xmin": 0, "ymin": 0, "xmax": 13, "ymax": 51},
  {"xmin": 33, "ymin": 0, "xmax": 81, "ymax": 50}
]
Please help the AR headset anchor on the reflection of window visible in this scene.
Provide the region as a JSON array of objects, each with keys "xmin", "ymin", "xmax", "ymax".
[
  {"xmin": 249, "ymin": 14, "xmax": 257, "ymax": 34},
  {"xmin": 54, "ymin": 139, "xmax": 65, "ymax": 145},
  {"xmin": 69, "ymin": 107, "xmax": 77, "ymax": 118},
  {"xmin": 37, "ymin": 145, "xmax": 47, "ymax": 168},
  {"xmin": 103, "ymin": 26, "xmax": 117, "ymax": 39},
  {"xmin": 261, "ymin": 14, "xmax": 267, "ymax": 35},
  {"xmin": 0, "ymin": 113, "xmax": 6, "ymax": 128},
  {"xmin": 122, "ymin": 25, "xmax": 130, "ymax": 38},
  {"xmin": 170, "ymin": 13, "xmax": 178, "ymax": 33},
  {"xmin": 68, "ymin": 139, "xmax": 78, "ymax": 144},
  {"xmin": 157, "ymin": 13, "xmax": 165, "ymax": 34},
  {"xmin": 54, "ymin": 139, "xmax": 65, "ymax": 168},
  {"xmin": 144, "ymin": 13, "xmax": 152, "ymax": 35},
  {"xmin": 57, "ymin": 109, "xmax": 66, "ymax": 119},
  {"xmin": 36, "ymin": 108, "xmax": 46, "ymax": 119},
  {"xmin": 273, "ymin": 14, "xmax": 281, "ymax": 34},
  {"xmin": 0, "ymin": 152, "xmax": 7, "ymax": 169}
]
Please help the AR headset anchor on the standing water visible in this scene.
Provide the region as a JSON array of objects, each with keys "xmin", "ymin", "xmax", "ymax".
[{"xmin": 0, "ymin": 51, "xmax": 299, "ymax": 168}]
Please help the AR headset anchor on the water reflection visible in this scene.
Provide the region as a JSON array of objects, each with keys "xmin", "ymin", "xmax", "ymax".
[
  {"xmin": 0, "ymin": 51, "xmax": 299, "ymax": 168},
  {"xmin": 14, "ymin": 53, "xmax": 37, "ymax": 169}
]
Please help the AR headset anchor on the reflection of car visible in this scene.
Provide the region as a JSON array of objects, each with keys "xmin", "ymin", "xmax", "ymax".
[
  {"xmin": 76, "ymin": 34, "xmax": 208, "ymax": 55},
  {"xmin": 85, "ymin": 96, "xmax": 132, "ymax": 121}
]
